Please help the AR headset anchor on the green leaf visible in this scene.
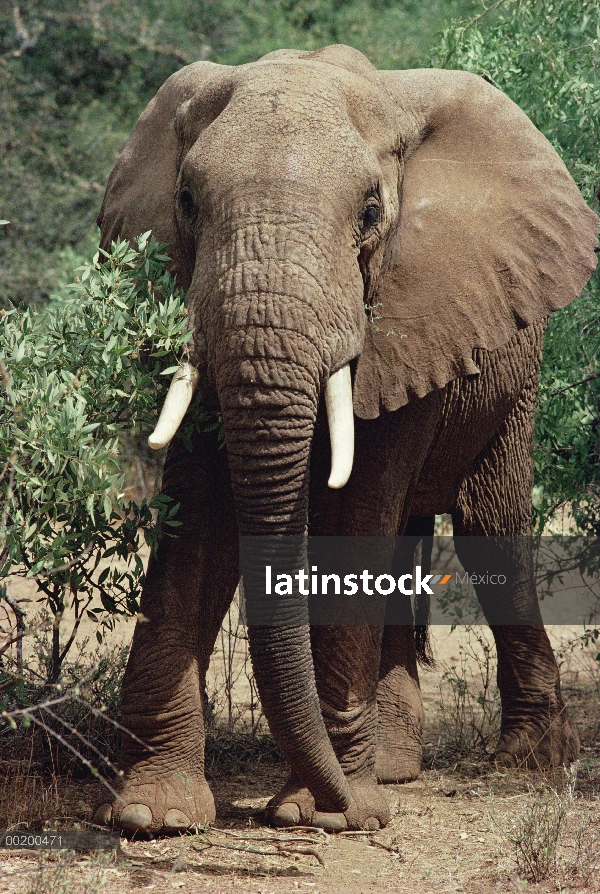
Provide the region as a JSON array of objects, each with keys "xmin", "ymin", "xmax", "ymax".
[{"xmin": 0, "ymin": 236, "xmax": 196, "ymax": 635}]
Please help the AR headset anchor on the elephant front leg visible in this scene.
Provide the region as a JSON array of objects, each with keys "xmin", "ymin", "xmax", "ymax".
[
  {"xmin": 93, "ymin": 434, "xmax": 239, "ymax": 834},
  {"xmin": 266, "ymin": 622, "xmax": 390, "ymax": 831},
  {"xmin": 95, "ymin": 608, "xmax": 216, "ymax": 834},
  {"xmin": 452, "ymin": 391, "xmax": 579, "ymax": 769}
]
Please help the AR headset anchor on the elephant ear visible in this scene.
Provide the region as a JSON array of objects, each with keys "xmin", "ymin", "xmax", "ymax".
[
  {"xmin": 97, "ymin": 61, "xmax": 227, "ymax": 283},
  {"xmin": 353, "ymin": 69, "xmax": 599, "ymax": 420}
]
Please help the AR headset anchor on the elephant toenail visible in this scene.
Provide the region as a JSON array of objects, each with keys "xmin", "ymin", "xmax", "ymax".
[
  {"xmin": 312, "ymin": 811, "xmax": 348, "ymax": 832},
  {"xmin": 163, "ymin": 809, "xmax": 192, "ymax": 831},
  {"xmin": 92, "ymin": 803, "xmax": 113, "ymax": 826},
  {"xmin": 119, "ymin": 804, "xmax": 153, "ymax": 832},
  {"xmin": 271, "ymin": 804, "xmax": 301, "ymax": 827},
  {"xmin": 363, "ymin": 817, "xmax": 380, "ymax": 831}
]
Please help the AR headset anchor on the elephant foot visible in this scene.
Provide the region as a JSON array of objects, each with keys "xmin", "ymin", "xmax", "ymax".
[
  {"xmin": 494, "ymin": 710, "xmax": 580, "ymax": 770},
  {"xmin": 375, "ymin": 741, "xmax": 422, "ymax": 784},
  {"xmin": 264, "ymin": 774, "xmax": 391, "ymax": 832},
  {"xmin": 376, "ymin": 666, "xmax": 423, "ymax": 784},
  {"xmin": 92, "ymin": 769, "xmax": 215, "ymax": 835}
]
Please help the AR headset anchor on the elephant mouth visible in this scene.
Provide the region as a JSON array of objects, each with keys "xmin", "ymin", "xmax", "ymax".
[{"xmin": 148, "ymin": 360, "xmax": 355, "ymax": 490}]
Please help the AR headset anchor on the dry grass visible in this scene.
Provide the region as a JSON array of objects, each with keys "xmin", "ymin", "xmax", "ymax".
[
  {"xmin": 0, "ymin": 757, "xmax": 63, "ymax": 831},
  {"xmin": 433, "ymin": 625, "xmax": 501, "ymax": 762},
  {"xmin": 0, "ymin": 617, "xmax": 599, "ymax": 891},
  {"xmin": 24, "ymin": 852, "xmax": 111, "ymax": 894},
  {"xmin": 489, "ymin": 769, "xmax": 575, "ymax": 882},
  {"xmin": 205, "ymin": 590, "xmax": 265, "ymax": 736}
]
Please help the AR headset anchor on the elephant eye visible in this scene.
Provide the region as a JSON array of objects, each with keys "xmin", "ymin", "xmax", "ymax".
[
  {"xmin": 362, "ymin": 203, "xmax": 380, "ymax": 231},
  {"xmin": 179, "ymin": 187, "xmax": 198, "ymax": 223}
]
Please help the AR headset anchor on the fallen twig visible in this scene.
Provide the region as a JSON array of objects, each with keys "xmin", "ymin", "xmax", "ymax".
[
  {"xmin": 339, "ymin": 829, "xmax": 376, "ymax": 836},
  {"xmin": 271, "ymin": 824, "xmax": 330, "ymax": 842},
  {"xmin": 192, "ymin": 831, "xmax": 325, "ymax": 866},
  {"xmin": 211, "ymin": 826, "xmax": 327, "ymax": 846},
  {"xmin": 369, "ymin": 838, "xmax": 405, "ymax": 859}
]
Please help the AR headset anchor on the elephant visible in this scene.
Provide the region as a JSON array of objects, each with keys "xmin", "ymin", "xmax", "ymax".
[{"xmin": 92, "ymin": 44, "xmax": 598, "ymax": 835}]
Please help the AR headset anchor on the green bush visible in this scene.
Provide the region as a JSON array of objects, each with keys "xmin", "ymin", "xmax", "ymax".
[
  {"xmin": 433, "ymin": 0, "xmax": 600, "ymax": 532},
  {"xmin": 0, "ymin": 235, "xmax": 217, "ymax": 680}
]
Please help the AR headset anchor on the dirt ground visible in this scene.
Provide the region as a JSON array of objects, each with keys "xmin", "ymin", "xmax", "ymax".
[
  {"xmin": 0, "ymin": 632, "xmax": 599, "ymax": 892},
  {"xmin": 1, "ymin": 742, "xmax": 600, "ymax": 893},
  {"xmin": 3, "ymin": 763, "xmax": 599, "ymax": 894},
  {"xmin": 2, "ymin": 569, "xmax": 600, "ymax": 892}
]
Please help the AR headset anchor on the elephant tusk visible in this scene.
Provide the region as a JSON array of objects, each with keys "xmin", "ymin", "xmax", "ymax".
[
  {"xmin": 148, "ymin": 361, "xmax": 199, "ymax": 450},
  {"xmin": 325, "ymin": 364, "xmax": 354, "ymax": 489}
]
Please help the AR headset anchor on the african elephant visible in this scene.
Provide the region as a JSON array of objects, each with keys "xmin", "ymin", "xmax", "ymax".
[{"xmin": 92, "ymin": 45, "xmax": 598, "ymax": 834}]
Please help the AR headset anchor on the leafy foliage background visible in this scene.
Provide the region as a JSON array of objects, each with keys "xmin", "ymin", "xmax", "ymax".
[
  {"xmin": 0, "ymin": 0, "xmax": 478, "ymax": 308},
  {"xmin": 433, "ymin": 0, "xmax": 600, "ymax": 532}
]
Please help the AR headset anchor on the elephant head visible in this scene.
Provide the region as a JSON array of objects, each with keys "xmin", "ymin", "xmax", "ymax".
[{"xmin": 98, "ymin": 45, "xmax": 598, "ymax": 815}]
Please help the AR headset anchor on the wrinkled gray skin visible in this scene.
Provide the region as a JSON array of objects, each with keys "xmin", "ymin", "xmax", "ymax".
[{"xmin": 93, "ymin": 45, "xmax": 598, "ymax": 834}]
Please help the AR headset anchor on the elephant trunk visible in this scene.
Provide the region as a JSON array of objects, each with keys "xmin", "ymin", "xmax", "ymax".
[
  {"xmin": 213, "ymin": 315, "xmax": 352, "ymax": 812},
  {"xmin": 242, "ymin": 537, "xmax": 352, "ymax": 812}
]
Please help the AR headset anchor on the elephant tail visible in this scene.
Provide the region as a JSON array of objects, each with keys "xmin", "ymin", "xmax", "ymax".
[{"xmin": 414, "ymin": 517, "xmax": 435, "ymax": 667}]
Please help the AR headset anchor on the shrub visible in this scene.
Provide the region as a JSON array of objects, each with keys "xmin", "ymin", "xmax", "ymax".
[{"xmin": 0, "ymin": 234, "xmax": 217, "ymax": 680}]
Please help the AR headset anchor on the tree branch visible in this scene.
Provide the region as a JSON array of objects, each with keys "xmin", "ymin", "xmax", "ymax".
[
  {"xmin": 550, "ymin": 372, "xmax": 600, "ymax": 397},
  {"xmin": 28, "ymin": 543, "xmax": 94, "ymax": 580},
  {"xmin": 465, "ymin": 0, "xmax": 511, "ymax": 28},
  {"xmin": 58, "ymin": 593, "xmax": 93, "ymax": 668}
]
